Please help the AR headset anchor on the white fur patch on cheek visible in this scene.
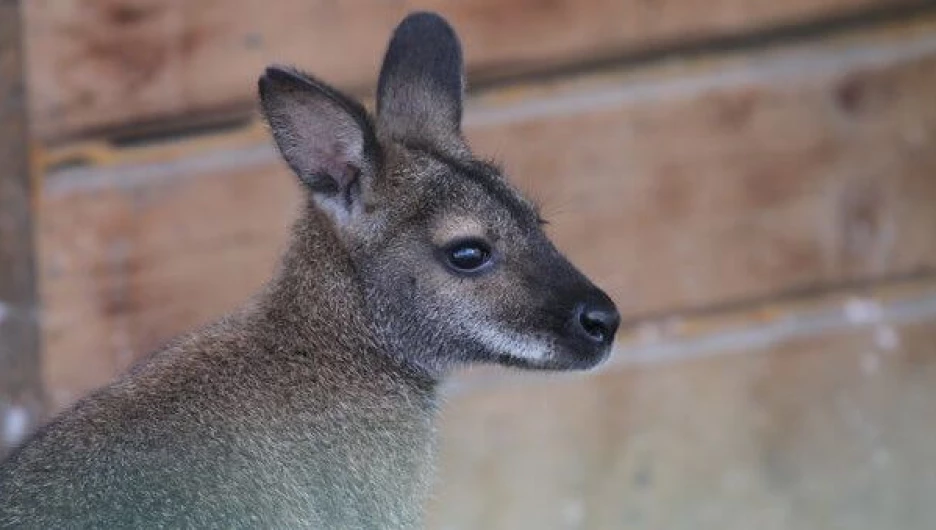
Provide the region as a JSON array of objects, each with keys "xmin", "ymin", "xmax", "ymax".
[{"xmin": 467, "ymin": 322, "xmax": 552, "ymax": 361}]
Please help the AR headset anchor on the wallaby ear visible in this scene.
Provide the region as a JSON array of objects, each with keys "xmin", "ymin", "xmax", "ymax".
[
  {"xmin": 376, "ymin": 12, "xmax": 465, "ymax": 150},
  {"xmin": 259, "ymin": 66, "xmax": 379, "ymax": 225}
]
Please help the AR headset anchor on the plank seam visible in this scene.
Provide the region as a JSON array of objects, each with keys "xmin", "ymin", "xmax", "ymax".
[
  {"xmin": 470, "ymin": 3, "xmax": 936, "ymax": 100},
  {"xmin": 466, "ymin": 31, "xmax": 936, "ymax": 127},
  {"xmin": 34, "ymin": 4, "xmax": 936, "ymax": 146},
  {"xmin": 44, "ymin": 27, "xmax": 936, "ymax": 194},
  {"xmin": 606, "ymin": 287, "xmax": 936, "ymax": 369}
]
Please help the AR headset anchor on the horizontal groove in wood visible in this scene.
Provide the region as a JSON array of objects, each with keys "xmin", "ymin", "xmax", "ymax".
[{"xmin": 25, "ymin": 0, "xmax": 931, "ymax": 142}]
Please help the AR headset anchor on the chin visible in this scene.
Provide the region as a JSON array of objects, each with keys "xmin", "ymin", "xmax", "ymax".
[{"xmin": 494, "ymin": 344, "xmax": 612, "ymax": 371}]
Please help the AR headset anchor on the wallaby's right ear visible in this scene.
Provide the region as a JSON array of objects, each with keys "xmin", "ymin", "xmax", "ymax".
[{"xmin": 259, "ymin": 66, "xmax": 379, "ymax": 225}]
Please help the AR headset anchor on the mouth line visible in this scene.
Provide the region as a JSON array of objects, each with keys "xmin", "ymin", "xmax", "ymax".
[{"xmin": 494, "ymin": 342, "xmax": 612, "ymax": 371}]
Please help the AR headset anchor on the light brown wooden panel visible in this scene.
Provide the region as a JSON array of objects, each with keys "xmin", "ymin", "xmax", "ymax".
[
  {"xmin": 468, "ymin": 28, "xmax": 936, "ymax": 319},
  {"xmin": 24, "ymin": 0, "xmax": 921, "ymax": 141},
  {"xmin": 38, "ymin": 20, "xmax": 936, "ymax": 408},
  {"xmin": 39, "ymin": 156, "xmax": 300, "ymax": 407},
  {"xmin": 427, "ymin": 315, "xmax": 936, "ymax": 529}
]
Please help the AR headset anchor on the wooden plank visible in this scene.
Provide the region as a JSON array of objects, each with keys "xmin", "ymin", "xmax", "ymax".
[
  {"xmin": 37, "ymin": 19, "xmax": 936, "ymax": 409},
  {"xmin": 39, "ymin": 156, "xmax": 300, "ymax": 407},
  {"xmin": 0, "ymin": 0, "xmax": 45, "ymax": 456},
  {"xmin": 468, "ymin": 27, "xmax": 936, "ymax": 320},
  {"xmin": 23, "ymin": 0, "xmax": 925, "ymax": 142},
  {"xmin": 426, "ymin": 311, "xmax": 936, "ymax": 529}
]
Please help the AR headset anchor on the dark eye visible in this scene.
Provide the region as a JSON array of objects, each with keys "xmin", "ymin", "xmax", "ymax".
[{"xmin": 444, "ymin": 239, "xmax": 494, "ymax": 273}]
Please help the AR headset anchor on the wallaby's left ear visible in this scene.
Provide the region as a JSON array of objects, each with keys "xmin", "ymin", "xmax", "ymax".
[
  {"xmin": 259, "ymin": 66, "xmax": 379, "ymax": 225},
  {"xmin": 377, "ymin": 12, "xmax": 466, "ymax": 151}
]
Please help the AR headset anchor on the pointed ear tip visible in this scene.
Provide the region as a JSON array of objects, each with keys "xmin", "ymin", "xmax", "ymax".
[
  {"xmin": 260, "ymin": 65, "xmax": 301, "ymax": 85},
  {"xmin": 394, "ymin": 11, "xmax": 458, "ymax": 41},
  {"xmin": 258, "ymin": 66, "xmax": 328, "ymax": 105}
]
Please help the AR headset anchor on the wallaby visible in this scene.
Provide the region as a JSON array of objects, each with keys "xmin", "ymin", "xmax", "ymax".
[{"xmin": 0, "ymin": 12, "xmax": 619, "ymax": 528}]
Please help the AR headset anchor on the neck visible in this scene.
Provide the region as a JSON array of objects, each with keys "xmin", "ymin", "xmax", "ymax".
[{"xmin": 258, "ymin": 211, "xmax": 440, "ymax": 391}]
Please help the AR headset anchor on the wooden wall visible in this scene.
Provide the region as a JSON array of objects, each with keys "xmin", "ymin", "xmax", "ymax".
[
  {"xmin": 24, "ymin": 0, "xmax": 923, "ymax": 142},
  {"xmin": 11, "ymin": 0, "xmax": 936, "ymax": 526},
  {"xmin": 0, "ymin": 0, "xmax": 44, "ymax": 458},
  {"xmin": 431, "ymin": 287, "xmax": 936, "ymax": 529}
]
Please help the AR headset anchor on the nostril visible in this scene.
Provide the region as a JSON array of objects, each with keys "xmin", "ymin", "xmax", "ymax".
[
  {"xmin": 577, "ymin": 305, "xmax": 620, "ymax": 345},
  {"xmin": 579, "ymin": 310, "xmax": 607, "ymax": 342}
]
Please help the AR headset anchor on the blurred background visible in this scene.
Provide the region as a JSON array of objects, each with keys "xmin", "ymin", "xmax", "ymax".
[{"xmin": 2, "ymin": 1, "xmax": 936, "ymax": 528}]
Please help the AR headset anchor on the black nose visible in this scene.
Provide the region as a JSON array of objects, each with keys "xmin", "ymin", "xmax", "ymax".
[{"xmin": 575, "ymin": 300, "xmax": 620, "ymax": 346}]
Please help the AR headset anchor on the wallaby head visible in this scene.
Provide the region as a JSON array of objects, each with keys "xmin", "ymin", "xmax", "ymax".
[{"xmin": 259, "ymin": 12, "xmax": 619, "ymax": 377}]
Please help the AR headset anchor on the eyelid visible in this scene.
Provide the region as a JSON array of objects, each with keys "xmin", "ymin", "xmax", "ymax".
[
  {"xmin": 430, "ymin": 216, "xmax": 488, "ymax": 247},
  {"xmin": 442, "ymin": 235, "xmax": 491, "ymax": 249}
]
